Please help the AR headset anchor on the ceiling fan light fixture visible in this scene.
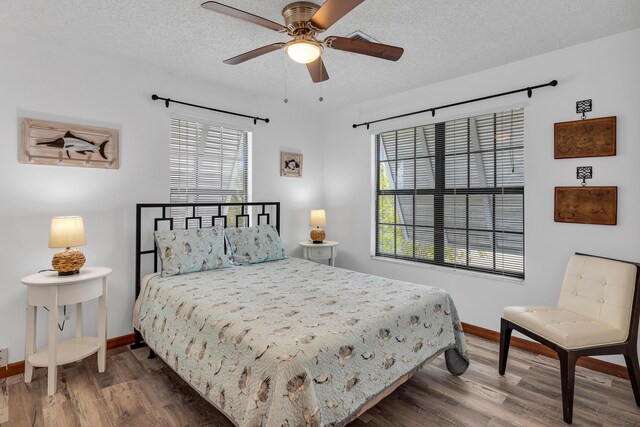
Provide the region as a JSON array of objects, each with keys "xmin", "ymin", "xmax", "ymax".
[
  {"xmin": 202, "ymin": 0, "xmax": 404, "ymax": 82},
  {"xmin": 286, "ymin": 39, "xmax": 322, "ymax": 64}
]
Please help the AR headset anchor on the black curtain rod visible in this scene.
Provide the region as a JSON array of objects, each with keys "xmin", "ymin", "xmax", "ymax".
[
  {"xmin": 352, "ymin": 79, "xmax": 558, "ymax": 129},
  {"xmin": 151, "ymin": 94, "xmax": 270, "ymax": 125}
]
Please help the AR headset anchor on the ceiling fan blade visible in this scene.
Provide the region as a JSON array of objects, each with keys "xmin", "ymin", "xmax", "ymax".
[
  {"xmin": 309, "ymin": 0, "xmax": 364, "ymax": 31},
  {"xmin": 325, "ymin": 36, "xmax": 404, "ymax": 61},
  {"xmin": 223, "ymin": 43, "xmax": 286, "ymax": 65},
  {"xmin": 306, "ymin": 57, "xmax": 329, "ymax": 83},
  {"xmin": 201, "ymin": 1, "xmax": 288, "ymax": 33}
]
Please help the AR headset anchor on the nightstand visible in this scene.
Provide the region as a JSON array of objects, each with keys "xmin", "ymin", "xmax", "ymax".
[
  {"xmin": 299, "ymin": 240, "xmax": 339, "ymax": 266},
  {"xmin": 21, "ymin": 267, "xmax": 111, "ymax": 395}
]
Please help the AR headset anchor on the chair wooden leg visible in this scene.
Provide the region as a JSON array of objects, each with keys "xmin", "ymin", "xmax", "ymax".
[
  {"xmin": 558, "ymin": 349, "xmax": 577, "ymax": 424},
  {"xmin": 498, "ymin": 318, "xmax": 512, "ymax": 376},
  {"xmin": 623, "ymin": 346, "xmax": 640, "ymax": 407}
]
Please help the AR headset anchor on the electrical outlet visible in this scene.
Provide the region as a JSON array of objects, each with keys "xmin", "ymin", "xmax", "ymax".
[{"xmin": 0, "ymin": 348, "xmax": 8, "ymax": 368}]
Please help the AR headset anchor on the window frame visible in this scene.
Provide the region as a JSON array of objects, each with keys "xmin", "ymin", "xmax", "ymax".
[
  {"xmin": 169, "ymin": 115, "xmax": 252, "ymax": 226},
  {"xmin": 373, "ymin": 109, "xmax": 525, "ymax": 279}
]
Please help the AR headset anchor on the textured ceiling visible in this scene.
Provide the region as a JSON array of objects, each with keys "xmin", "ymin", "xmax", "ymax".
[{"xmin": 2, "ymin": 1, "xmax": 640, "ymax": 108}]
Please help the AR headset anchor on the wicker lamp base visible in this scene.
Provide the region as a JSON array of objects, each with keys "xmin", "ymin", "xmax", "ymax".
[
  {"xmin": 310, "ymin": 228, "xmax": 326, "ymax": 244},
  {"xmin": 52, "ymin": 248, "xmax": 86, "ymax": 275}
]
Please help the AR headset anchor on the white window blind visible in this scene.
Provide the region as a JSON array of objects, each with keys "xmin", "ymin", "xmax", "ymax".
[
  {"xmin": 170, "ymin": 117, "xmax": 249, "ymax": 225},
  {"xmin": 375, "ymin": 108, "xmax": 524, "ymax": 278}
]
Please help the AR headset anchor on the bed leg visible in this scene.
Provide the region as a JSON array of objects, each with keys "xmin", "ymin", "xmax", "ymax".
[
  {"xmin": 130, "ymin": 329, "xmax": 148, "ymax": 350},
  {"xmin": 148, "ymin": 349, "xmax": 156, "ymax": 359}
]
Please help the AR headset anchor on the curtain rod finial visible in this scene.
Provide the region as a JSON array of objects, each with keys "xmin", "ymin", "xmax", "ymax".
[
  {"xmin": 151, "ymin": 94, "xmax": 159, "ymax": 100},
  {"xmin": 550, "ymin": 80, "xmax": 558, "ymax": 87},
  {"xmin": 265, "ymin": 118, "xmax": 270, "ymax": 124},
  {"xmin": 352, "ymin": 124, "xmax": 357, "ymax": 128}
]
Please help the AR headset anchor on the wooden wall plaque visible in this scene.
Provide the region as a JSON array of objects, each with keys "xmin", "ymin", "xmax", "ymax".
[
  {"xmin": 554, "ymin": 186, "xmax": 617, "ymax": 225},
  {"xmin": 554, "ymin": 116, "xmax": 616, "ymax": 159},
  {"xmin": 20, "ymin": 118, "xmax": 120, "ymax": 169}
]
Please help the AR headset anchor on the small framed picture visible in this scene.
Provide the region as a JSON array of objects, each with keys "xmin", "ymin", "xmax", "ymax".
[{"xmin": 281, "ymin": 151, "xmax": 303, "ymax": 177}]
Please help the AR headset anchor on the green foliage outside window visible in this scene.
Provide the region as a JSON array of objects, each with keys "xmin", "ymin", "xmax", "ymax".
[
  {"xmin": 378, "ymin": 164, "xmax": 465, "ymax": 263},
  {"xmin": 226, "ymin": 196, "xmax": 245, "ymax": 226}
]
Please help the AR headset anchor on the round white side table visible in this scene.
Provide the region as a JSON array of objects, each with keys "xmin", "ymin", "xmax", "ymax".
[
  {"xmin": 299, "ymin": 240, "xmax": 339, "ymax": 266},
  {"xmin": 21, "ymin": 267, "xmax": 111, "ymax": 395}
]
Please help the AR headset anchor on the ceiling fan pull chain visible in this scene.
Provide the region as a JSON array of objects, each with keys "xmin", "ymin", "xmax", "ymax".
[{"xmin": 283, "ymin": 51, "xmax": 289, "ymax": 103}]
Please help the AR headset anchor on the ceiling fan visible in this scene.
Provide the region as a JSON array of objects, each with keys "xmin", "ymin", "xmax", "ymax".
[{"xmin": 201, "ymin": 0, "xmax": 404, "ymax": 83}]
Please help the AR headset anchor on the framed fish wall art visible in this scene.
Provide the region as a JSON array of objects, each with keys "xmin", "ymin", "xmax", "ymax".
[
  {"xmin": 280, "ymin": 151, "xmax": 303, "ymax": 177},
  {"xmin": 20, "ymin": 117, "xmax": 120, "ymax": 169}
]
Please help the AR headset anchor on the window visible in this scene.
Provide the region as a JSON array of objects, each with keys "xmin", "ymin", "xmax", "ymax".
[
  {"xmin": 170, "ymin": 117, "xmax": 250, "ymax": 226},
  {"xmin": 375, "ymin": 108, "xmax": 524, "ymax": 278}
]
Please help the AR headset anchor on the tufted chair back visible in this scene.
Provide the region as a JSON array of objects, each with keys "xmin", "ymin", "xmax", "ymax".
[{"xmin": 558, "ymin": 254, "xmax": 638, "ymax": 339}]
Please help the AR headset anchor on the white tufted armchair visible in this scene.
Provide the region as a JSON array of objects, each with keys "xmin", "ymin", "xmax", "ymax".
[{"xmin": 499, "ymin": 253, "xmax": 640, "ymax": 424}]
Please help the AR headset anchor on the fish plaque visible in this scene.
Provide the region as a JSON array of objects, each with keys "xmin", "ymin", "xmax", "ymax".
[
  {"xmin": 280, "ymin": 151, "xmax": 303, "ymax": 177},
  {"xmin": 20, "ymin": 117, "xmax": 120, "ymax": 169}
]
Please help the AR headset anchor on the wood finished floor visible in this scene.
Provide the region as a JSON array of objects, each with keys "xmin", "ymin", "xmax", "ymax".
[{"xmin": 1, "ymin": 335, "xmax": 638, "ymax": 426}]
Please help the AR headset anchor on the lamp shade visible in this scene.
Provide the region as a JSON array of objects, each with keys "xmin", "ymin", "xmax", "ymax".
[
  {"xmin": 49, "ymin": 216, "xmax": 86, "ymax": 248},
  {"xmin": 309, "ymin": 209, "xmax": 326, "ymax": 227}
]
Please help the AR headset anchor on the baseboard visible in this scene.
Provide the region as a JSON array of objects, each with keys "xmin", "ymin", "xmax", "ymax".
[
  {"xmin": 461, "ymin": 322, "xmax": 630, "ymax": 380},
  {"xmin": 106, "ymin": 333, "xmax": 136, "ymax": 350},
  {"xmin": 0, "ymin": 332, "xmax": 135, "ymax": 380},
  {"xmin": 0, "ymin": 361, "xmax": 26, "ymax": 380}
]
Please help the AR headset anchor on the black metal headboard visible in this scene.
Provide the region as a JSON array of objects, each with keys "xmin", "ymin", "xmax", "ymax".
[{"xmin": 133, "ymin": 202, "xmax": 280, "ymax": 349}]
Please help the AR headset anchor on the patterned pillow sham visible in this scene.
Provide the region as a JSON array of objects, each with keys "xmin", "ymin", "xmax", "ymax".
[
  {"xmin": 224, "ymin": 224, "xmax": 285, "ymax": 264},
  {"xmin": 154, "ymin": 226, "xmax": 230, "ymax": 277}
]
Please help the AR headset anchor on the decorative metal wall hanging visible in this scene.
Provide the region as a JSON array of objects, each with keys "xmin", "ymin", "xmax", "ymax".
[
  {"xmin": 20, "ymin": 118, "xmax": 120, "ymax": 169},
  {"xmin": 554, "ymin": 186, "xmax": 617, "ymax": 225},
  {"xmin": 576, "ymin": 166, "xmax": 592, "ymax": 186},
  {"xmin": 280, "ymin": 151, "xmax": 303, "ymax": 177},
  {"xmin": 554, "ymin": 116, "xmax": 616, "ymax": 159},
  {"xmin": 576, "ymin": 99, "xmax": 592, "ymax": 120}
]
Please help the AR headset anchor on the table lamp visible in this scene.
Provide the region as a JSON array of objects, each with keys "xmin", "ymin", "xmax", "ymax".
[
  {"xmin": 309, "ymin": 209, "xmax": 326, "ymax": 244},
  {"xmin": 49, "ymin": 216, "xmax": 86, "ymax": 275}
]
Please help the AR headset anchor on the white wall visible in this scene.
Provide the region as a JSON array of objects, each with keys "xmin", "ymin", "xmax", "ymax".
[
  {"xmin": 323, "ymin": 29, "xmax": 640, "ymax": 364},
  {"xmin": 0, "ymin": 30, "xmax": 324, "ymax": 363}
]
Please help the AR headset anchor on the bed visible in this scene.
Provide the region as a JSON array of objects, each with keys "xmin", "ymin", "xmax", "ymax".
[{"xmin": 133, "ymin": 202, "xmax": 469, "ymax": 427}]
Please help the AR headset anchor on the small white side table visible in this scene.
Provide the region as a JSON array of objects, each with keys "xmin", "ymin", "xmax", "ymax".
[
  {"xmin": 299, "ymin": 240, "xmax": 339, "ymax": 266},
  {"xmin": 21, "ymin": 267, "xmax": 111, "ymax": 395}
]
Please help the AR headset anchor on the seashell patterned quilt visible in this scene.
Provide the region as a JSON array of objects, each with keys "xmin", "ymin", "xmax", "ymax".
[{"xmin": 137, "ymin": 257, "xmax": 469, "ymax": 427}]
